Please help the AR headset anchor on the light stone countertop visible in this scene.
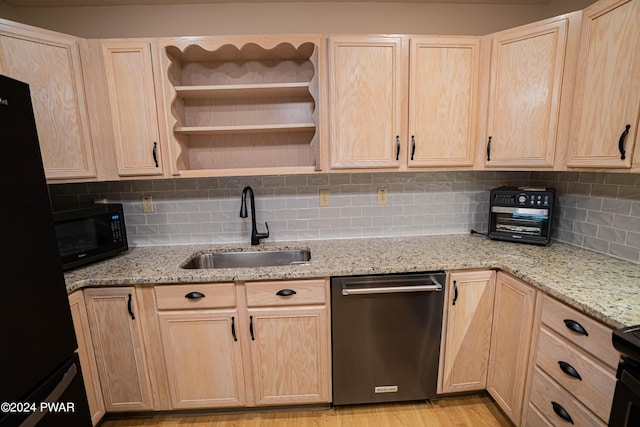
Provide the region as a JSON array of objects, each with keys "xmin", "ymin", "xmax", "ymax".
[{"xmin": 64, "ymin": 234, "xmax": 640, "ymax": 330}]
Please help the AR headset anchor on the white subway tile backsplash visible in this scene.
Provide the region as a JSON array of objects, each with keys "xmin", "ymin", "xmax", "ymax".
[
  {"xmin": 532, "ymin": 171, "xmax": 640, "ymax": 263},
  {"xmin": 49, "ymin": 171, "xmax": 640, "ymax": 264}
]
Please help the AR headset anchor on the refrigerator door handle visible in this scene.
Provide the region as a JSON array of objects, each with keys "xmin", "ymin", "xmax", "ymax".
[{"xmin": 20, "ymin": 363, "xmax": 78, "ymax": 427}]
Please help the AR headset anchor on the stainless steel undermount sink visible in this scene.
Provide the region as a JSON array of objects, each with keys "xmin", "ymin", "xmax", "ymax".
[{"xmin": 181, "ymin": 249, "xmax": 311, "ymax": 269}]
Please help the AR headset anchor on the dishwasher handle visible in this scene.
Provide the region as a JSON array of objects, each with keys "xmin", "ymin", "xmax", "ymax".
[{"xmin": 341, "ymin": 275, "xmax": 443, "ymax": 296}]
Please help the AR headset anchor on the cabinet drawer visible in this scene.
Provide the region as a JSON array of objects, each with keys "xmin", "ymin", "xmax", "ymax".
[
  {"xmin": 541, "ymin": 295, "xmax": 619, "ymax": 369},
  {"xmin": 529, "ymin": 367, "xmax": 606, "ymax": 427},
  {"xmin": 155, "ymin": 283, "xmax": 236, "ymax": 310},
  {"xmin": 536, "ymin": 327, "xmax": 616, "ymax": 421},
  {"xmin": 245, "ymin": 279, "xmax": 326, "ymax": 307},
  {"xmin": 525, "ymin": 403, "xmax": 553, "ymax": 427}
]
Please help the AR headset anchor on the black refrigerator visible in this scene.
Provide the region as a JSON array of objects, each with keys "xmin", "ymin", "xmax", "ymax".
[{"xmin": 0, "ymin": 75, "xmax": 92, "ymax": 426}]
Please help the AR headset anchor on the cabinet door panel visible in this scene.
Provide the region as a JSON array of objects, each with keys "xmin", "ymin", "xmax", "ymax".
[
  {"xmin": 84, "ymin": 288, "xmax": 153, "ymax": 412},
  {"xmin": 248, "ymin": 306, "xmax": 330, "ymax": 405},
  {"xmin": 567, "ymin": 0, "xmax": 640, "ymax": 168},
  {"xmin": 329, "ymin": 37, "xmax": 403, "ymax": 169},
  {"xmin": 0, "ymin": 27, "xmax": 96, "ymax": 180},
  {"xmin": 102, "ymin": 40, "xmax": 164, "ymax": 176},
  {"xmin": 68, "ymin": 291, "xmax": 105, "ymax": 426},
  {"xmin": 439, "ymin": 270, "xmax": 495, "ymax": 393},
  {"xmin": 409, "ymin": 37, "xmax": 479, "ymax": 167},
  {"xmin": 487, "ymin": 272, "xmax": 537, "ymax": 425},
  {"xmin": 485, "ymin": 20, "xmax": 567, "ymax": 168},
  {"xmin": 158, "ymin": 311, "xmax": 246, "ymax": 409}
]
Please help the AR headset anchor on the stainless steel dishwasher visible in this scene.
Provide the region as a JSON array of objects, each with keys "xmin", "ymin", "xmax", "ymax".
[{"xmin": 331, "ymin": 272, "xmax": 445, "ymax": 406}]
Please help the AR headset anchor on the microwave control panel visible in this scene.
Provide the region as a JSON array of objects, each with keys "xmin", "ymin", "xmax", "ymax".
[{"xmin": 490, "ymin": 188, "xmax": 555, "ymax": 208}]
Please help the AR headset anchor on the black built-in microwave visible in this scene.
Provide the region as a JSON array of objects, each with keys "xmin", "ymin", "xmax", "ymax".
[
  {"xmin": 52, "ymin": 203, "xmax": 128, "ymax": 271},
  {"xmin": 488, "ymin": 187, "xmax": 555, "ymax": 245}
]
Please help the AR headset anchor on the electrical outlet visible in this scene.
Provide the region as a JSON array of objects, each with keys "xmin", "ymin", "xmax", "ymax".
[
  {"xmin": 319, "ymin": 189, "xmax": 330, "ymax": 207},
  {"xmin": 141, "ymin": 195, "xmax": 154, "ymax": 213},
  {"xmin": 377, "ymin": 188, "xmax": 388, "ymax": 205}
]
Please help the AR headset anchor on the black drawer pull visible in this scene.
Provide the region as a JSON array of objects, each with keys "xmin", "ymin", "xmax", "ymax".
[
  {"xmin": 185, "ymin": 291, "xmax": 205, "ymax": 299},
  {"xmin": 276, "ymin": 289, "xmax": 297, "ymax": 297},
  {"xmin": 558, "ymin": 361, "xmax": 582, "ymax": 380},
  {"xmin": 152, "ymin": 141, "xmax": 159, "ymax": 167},
  {"xmin": 410, "ymin": 135, "xmax": 416, "ymax": 161},
  {"xmin": 619, "ymin": 124, "xmax": 630, "ymax": 160},
  {"xmin": 551, "ymin": 401, "xmax": 574, "ymax": 424},
  {"xmin": 452, "ymin": 280, "xmax": 458, "ymax": 306},
  {"xmin": 249, "ymin": 315, "xmax": 255, "ymax": 341},
  {"xmin": 231, "ymin": 316, "xmax": 237, "ymax": 342},
  {"xmin": 563, "ymin": 319, "xmax": 589, "ymax": 336},
  {"xmin": 127, "ymin": 293, "xmax": 135, "ymax": 320}
]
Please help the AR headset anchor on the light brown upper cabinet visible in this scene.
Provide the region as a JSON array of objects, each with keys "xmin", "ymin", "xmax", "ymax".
[
  {"xmin": 329, "ymin": 35, "xmax": 480, "ymax": 170},
  {"xmin": 329, "ymin": 36, "xmax": 406, "ymax": 169},
  {"xmin": 0, "ymin": 19, "xmax": 97, "ymax": 181},
  {"xmin": 101, "ymin": 39, "xmax": 167, "ymax": 177},
  {"xmin": 481, "ymin": 13, "xmax": 579, "ymax": 169},
  {"xmin": 409, "ymin": 37, "xmax": 480, "ymax": 168},
  {"xmin": 157, "ymin": 35, "xmax": 325, "ymax": 177},
  {"xmin": 567, "ymin": 0, "xmax": 640, "ymax": 169}
]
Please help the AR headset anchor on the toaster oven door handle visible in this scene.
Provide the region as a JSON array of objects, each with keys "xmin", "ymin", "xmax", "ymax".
[{"xmin": 491, "ymin": 206, "xmax": 549, "ymax": 215}]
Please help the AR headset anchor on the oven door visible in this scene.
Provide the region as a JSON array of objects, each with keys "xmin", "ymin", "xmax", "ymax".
[
  {"xmin": 610, "ymin": 365, "xmax": 640, "ymax": 427},
  {"xmin": 489, "ymin": 206, "xmax": 551, "ymax": 244}
]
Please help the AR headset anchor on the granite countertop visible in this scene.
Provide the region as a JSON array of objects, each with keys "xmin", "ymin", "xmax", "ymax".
[{"xmin": 64, "ymin": 234, "xmax": 640, "ymax": 329}]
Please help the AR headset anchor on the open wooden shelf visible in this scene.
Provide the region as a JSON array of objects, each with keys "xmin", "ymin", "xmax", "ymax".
[
  {"xmin": 175, "ymin": 123, "xmax": 316, "ymax": 135},
  {"xmin": 175, "ymin": 82, "xmax": 311, "ymax": 99},
  {"xmin": 159, "ymin": 37, "xmax": 322, "ymax": 175}
]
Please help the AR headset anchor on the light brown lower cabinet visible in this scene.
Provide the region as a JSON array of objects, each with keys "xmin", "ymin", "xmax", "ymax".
[
  {"xmin": 155, "ymin": 283, "xmax": 246, "ymax": 409},
  {"xmin": 438, "ymin": 270, "xmax": 496, "ymax": 394},
  {"xmin": 522, "ymin": 294, "xmax": 617, "ymax": 426},
  {"xmin": 154, "ymin": 279, "xmax": 331, "ymax": 410},
  {"xmin": 83, "ymin": 287, "xmax": 154, "ymax": 412},
  {"xmin": 245, "ymin": 280, "xmax": 331, "ymax": 405},
  {"xmin": 68, "ymin": 291, "xmax": 105, "ymax": 425},
  {"xmin": 486, "ymin": 272, "xmax": 538, "ymax": 426}
]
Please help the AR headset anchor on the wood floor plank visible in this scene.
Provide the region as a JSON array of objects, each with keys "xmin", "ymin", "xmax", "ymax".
[{"xmin": 100, "ymin": 395, "xmax": 511, "ymax": 426}]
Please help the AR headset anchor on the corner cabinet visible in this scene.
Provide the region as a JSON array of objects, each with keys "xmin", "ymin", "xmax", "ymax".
[
  {"xmin": 481, "ymin": 14, "xmax": 577, "ymax": 169},
  {"xmin": 438, "ymin": 270, "xmax": 496, "ymax": 394},
  {"xmin": 157, "ymin": 35, "xmax": 325, "ymax": 177},
  {"xmin": 83, "ymin": 287, "xmax": 154, "ymax": 412},
  {"xmin": 566, "ymin": 0, "xmax": 640, "ymax": 169},
  {"xmin": 0, "ymin": 19, "xmax": 97, "ymax": 181},
  {"xmin": 68, "ymin": 291, "xmax": 105, "ymax": 426},
  {"xmin": 486, "ymin": 272, "xmax": 538, "ymax": 426},
  {"xmin": 100, "ymin": 39, "xmax": 167, "ymax": 177},
  {"xmin": 328, "ymin": 35, "xmax": 479, "ymax": 170}
]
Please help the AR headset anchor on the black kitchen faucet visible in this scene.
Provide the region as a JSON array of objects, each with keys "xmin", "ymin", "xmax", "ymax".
[{"xmin": 240, "ymin": 186, "xmax": 269, "ymax": 245}]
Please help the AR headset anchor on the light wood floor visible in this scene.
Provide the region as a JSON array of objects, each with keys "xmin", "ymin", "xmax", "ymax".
[{"xmin": 100, "ymin": 394, "xmax": 512, "ymax": 426}]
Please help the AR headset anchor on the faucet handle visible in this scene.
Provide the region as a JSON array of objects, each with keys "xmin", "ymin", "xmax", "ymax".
[{"xmin": 257, "ymin": 222, "xmax": 270, "ymax": 240}]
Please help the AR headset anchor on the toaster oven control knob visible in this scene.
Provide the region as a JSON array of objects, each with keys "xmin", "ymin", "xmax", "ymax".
[{"xmin": 518, "ymin": 195, "xmax": 527, "ymax": 204}]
